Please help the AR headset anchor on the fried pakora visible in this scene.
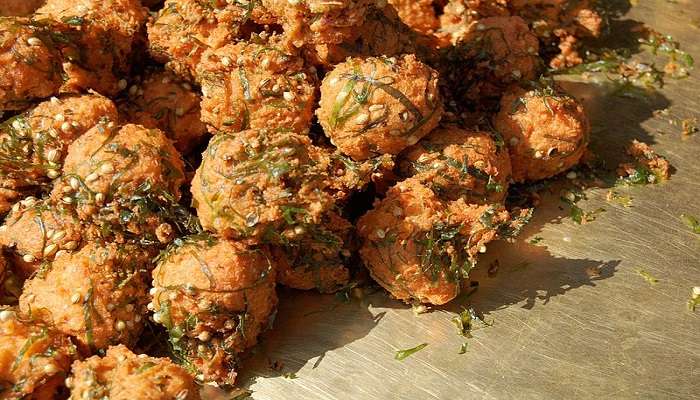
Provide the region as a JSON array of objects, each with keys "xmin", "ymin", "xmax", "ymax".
[
  {"xmin": 19, "ymin": 242, "xmax": 149, "ymax": 353},
  {"xmin": 197, "ymin": 34, "xmax": 317, "ymax": 135},
  {"xmin": 35, "ymin": 0, "xmax": 148, "ymax": 95},
  {"xmin": 49, "ymin": 123, "xmax": 185, "ymax": 243},
  {"xmin": 148, "ymin": 0, "xmax": 273, "ymax": 80},
  {"xmin": 398, "ymin": 127, "xmax": 511, "ymax": 203},
  {"xmin": 119, "ymin": 70, "xmax": 207, "ymax": 154},
  {"xmin": 67, "ymin": 345, "xmax": 200, "ymax": 400},
  {"xmin": 0, "ymin": 18, "xmax": 63, "ymax": 111},
  {"xmin": 151, "ymin": 235, "xmax": 277, "ymax": 384},
  {"xmin": 0, "ymin": 94, "xmax": 118, "ymax": 205},
  {"xmin": 191, "ymin": 129, "xmax": 336, "ymax": 241},
  {"xmin": 493, "ymin": 83, "xmax": 589, "ymax": 182},
  {"xmin": 0, "ymin": 198, "xmax": 82, "ymax": 277},
  {"xmin": 317, "ymin": 54, "xmax": 443, "ymax": 161},
  {"xmin": 0, "ymin": 308, "xmax": 76, "ymax": 399},
  {"xmin": 358, "ymin": 179, "xmax": 511, "ymax": 305}
]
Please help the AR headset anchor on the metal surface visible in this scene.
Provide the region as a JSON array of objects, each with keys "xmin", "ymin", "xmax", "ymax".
[{"xmin": 232, "ymin": 3, "xmax": 700, "ymax": 399}]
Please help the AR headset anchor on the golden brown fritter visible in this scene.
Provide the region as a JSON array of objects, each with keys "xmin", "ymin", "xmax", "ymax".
[
  {"xmin": 34, "ymin": 0, "xmax": 148, "ymax": 96},
  {"xmin": 261, "ymin": 0, "xmax": 375, "ymax": 47},
  {"xmin": 358, "ymin": 179, "xmax": 511, "ymax": 305},
  {"xmin": 197, "ymin": 34, "xmax": 317, "ymax": 135},
  {"xmin": 67, "ymin": 345, "xmax": 200, "ymax": 400},
  {"xmin": 0, "ymin": 94, "xmax": 118, "ymax": 198},
  {"xmin": 398, "ymin": 127, "xmax": 511, "ymax": 203},
  {"xmin": 0, "ymin": 0, "xmax": 46, "ymax": 17},
  {"xmin": 302, "ymin": 5, "xmax": 434, "ymax": 69},
  {"xmin": 119, "ymin": 70, "xmax": 207, "ymax": 154},
  {"xmin": 317, "ymin": 54, "xmax": 443, "ymax": 161},
  {"xmin": 191, "ymin": 130, "xmax": 336, "ymax": 241},
  {"xmin": 0, "ymin": 198, "xmax": 82, "ymax": 278},
  {"xmin": 438, "ymin": 0, "xmax": 509, "ymax": 40},
  {"xmin": 49, "ymin": 123, "xmax": 185, "ymax": 244},
  {"xmin": 19, "ymin": 242, "xmax": 149, "ymax": 354},
  {"xmin": 271, "ymin": 211, "xmax": 352, "ymax": 293},
  {"xmin": 0, "ymin": 18, "xmax": 63, "ymax": 111},
  {"xmin": 0, "ymin": 308, "xmax": 76, "ymax": 399},
  {"xmin": 494, "ymin": 84, "xmax": 588, "ymax": 182},
  {"xmin": 151, "ymin": 235, "xmax": 277, "ymax": 385},
  {"xmin": 148, "ymin": 0, "xmax": 273, "ymax": 80},
  {"xmin": 387, "ymin": 0, "xmax": 440, "ymax": 35}
]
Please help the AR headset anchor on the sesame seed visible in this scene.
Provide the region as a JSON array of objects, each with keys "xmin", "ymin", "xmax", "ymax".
[
  {"xmin": 63, "ymin": 241, "xmax": 78, "ymax": 250},
  {"xmin": 117, "ymin": 79, "xmax": 127, "ymax": 90},
  {"xmin": 376, "ymin": 229, "xmax": 386, "ymax": 239},
  {"xmin": 261, "ymin": 58, "xmax": 270, "ymax": 68},
  {"xmin": 61, "ymin": 196, "xmax": 73, "ymax": 204},
  {"xmin": 115, "ymin": 320, "xmax": 126, "ymax": 331},
  {"xmin": 181, "ymin": 82, "xmax": 192, "ymax": 90},
  {"xmin": 85, "ymin": 172, "xmax": 99, "ymax": 183},
  {"xmin": 149, "ymin": 287, "xmax": 157, "ymax": 296},
  {"xmin": 566, "ymin": 171, "xmax": 577, "ymax": 180},
  {"xmin": 69, "ymin": 177, "xmax": 80, "ymax": 190},
  {"xmin": 479, "ymin": 245, "xmax": 487, "ymax": 253},
  {"xmin": 153, "ymin": 312, "xmax": 163, "ymax": 323},
  {"xmin": 692, "ymin": 286, "xmax": 700, "ymax": 298},
  {"xmin": 197, "ymin": 331, "xmax": 211, "ymax": 342},
  {"xmin": 27, "ymin": 37, "xmax": 42, "ymax": 46},
  {"xmin": 294, "ymin": 226, "xmax": 305, "ymax": 235},
  {"xmin": 43, "ymin": 363, "xmax": 58, "ymax": 374},
  {"xmin": 368, "ymin": 104, "xmax": 384, "ymax": 112},
  {"xmin": 51, "ymin": 230, "xmax": 66, "ymax": 241},
  {"xmin": 95, "ymin": 193, "xmax": 105, "ymax": 204},
  {"xmin": 99, "ymin": 163, "xmax": 114, "ymax": 175},
  {"xmin": 147, "ymin": 302, "xmax": 155, "ymax": 311},
  {"xmin": 47, "ymin": 149, "xmax": 60, "ymax": 162},
  {"xmin": 43, "ymin": 244, "xmax": 58, "ymax": 257},
  {"xmin": 22, "ymin": 254, "xmax": 36, "ymax": 263},
  {"xmin": 54, "ymin": 114, "xmax": 65, "ymax": 122},
  {"xmin": 355, "ymin": 113, "xmax": 369, "ymax": 125},
  {"xmin": 50, "ymin": 96, "xmax": 60, "ymax": 104},
  {"xmin": 534, "ymin": 150, "xmax": 543, "ymax": 159},
  {"xmin": 0, "ymin": 310, "xmax": 15, "ymax": 321},
  {"xmin": 60, "ymin": 122, "xmax": 71, "ymax": 133},
  {"xmin": 65, "ymin": 377, "xmax": 73, "ymax": 388},
  {"xmin": 283, "ymin": 92, "xmax": 294, "ymax": 101},
  {"xmin": 129, "ymin": 85, "xmax": 138, "ymax": 96},
  {"xmin": 71, "ymin": 293, "xmax": 81, "ymax": 304},
  {"xmin": 221, "ymin": 56, "xmax": 231, "ymax": 66}
]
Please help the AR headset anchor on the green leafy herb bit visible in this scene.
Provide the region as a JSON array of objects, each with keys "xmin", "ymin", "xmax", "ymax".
[{"xmin": 394, "ymin": 343, "xmax": 428, "ymax": 361}]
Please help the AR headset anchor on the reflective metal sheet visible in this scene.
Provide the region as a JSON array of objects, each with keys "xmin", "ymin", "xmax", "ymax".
[{"xmin": 229, "ymin": 2, "xmax": 700, "ymax": 398}]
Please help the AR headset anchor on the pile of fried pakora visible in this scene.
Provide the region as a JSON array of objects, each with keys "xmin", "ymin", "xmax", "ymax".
[{"xmin": 0, "ymin": 0, "xmax": 597, "ymax": 396}]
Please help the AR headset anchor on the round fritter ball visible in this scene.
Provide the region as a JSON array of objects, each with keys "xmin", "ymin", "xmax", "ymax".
[
  {"xmin": 387, "ymin": 0, "xmax": 440, "ymax": 35},
  {"xmin": 120, "ymin": 70, "xmax": 207, "ymax": 154},
  {"xmin": 462, "ymin": 16, "xmax": 540, "ymax": 83},
  {"xmin": 438, "ymin": 0, "xmax": 509, "ymax": 41},
  {"xmin": 19, "ymin": 243, "xmax": 149, "ymax": 353},
  {"xmin": 302, "ymin": 5, "xmax": 432, "ymax": 69},
  {"xmin": 0, "ymin": 0, "xmax": 46, "ymax": 17},
  {"xmin": 358, "ymin": 179, "xmax": 510, "ymax": 305},
  {"xmin": 191, "ymin": 130, "xmax": 336, "ymax": 241},
  {"xmin": 49, "ymin": 123, "xmax": 185, "ymax": 243},
  {"xmin": 35, "ymin": 0, "xmax": 148, "ymax": 95},
  {"xmin": 493, "ymin": 85, "xmax": 589, "ymax": 182},
  {"xmin": 398, "ymin": 127, "xmax": 511, "ymax": 203},
  {"xmin": 0, "ymin": 94, "xmax": 118, "ymax": 191},
  {"xmin": 0, "ymin": 198, "xmax": 82, "ymax": 278},
  {"xmin": 0, "ymin": 18, "xmax": 63, "ymax": 111},
  {"xmin": 148, "ymin": 0, "xmax": 273, "ymax": 80},
  {"xmin": 151, "ymin": 236, "xmax": 277, "ymax": 385},
  {"xmin": 0, "ymin": 308, "xmax": 76, "ymax": 399},
  {"xmin": 271, "ymin": 212, "xmax": 352, "ymax": 293},
  {"xmin": 197, "ymin": 35, "xmax": 317, "ymax": 135},
  {"xmin": 261, "ymin": 0, "xmax": 374, "ymax": 47},
  {"xmin": 317, "ymin": 54, "xmax": 443, "ymax": 161},
  {"xmin": 68, "ymin": 345, "xmax": 200, "ymax": 400}
]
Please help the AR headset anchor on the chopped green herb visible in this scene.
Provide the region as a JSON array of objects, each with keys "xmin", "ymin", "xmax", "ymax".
[
  {"xmin": 395, "ymin": 343, "xmax": 428, "ymax": 361},
  {"xmin": 283, "ymin": 372, "xmax": 298, "ymax": 379},
  {"xmin": 688, "ymin": 288, "xmax": 700, "ymax": 311},
  {"xmin": 606, "ymin": 191, "xmax": 633, "ymax": 207},
  {"xmin": 529, "ymin": 236, "xmax": 544, "ymax": 244},
  {"xmin": 680, "ymin": 214, "xmax": 700, "ymax": 234},
  {"xmin": 458, "ymin": 342, "xmax": 468, "ymax": 354},
  {"xmin": 636, "ymin": 269, "xmax": 659, "ymax": 286}
]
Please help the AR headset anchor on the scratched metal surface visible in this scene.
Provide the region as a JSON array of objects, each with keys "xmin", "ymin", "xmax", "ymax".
[{"xmin": 227, "ymin": 2, "xmax": 700, "ymax": 399}]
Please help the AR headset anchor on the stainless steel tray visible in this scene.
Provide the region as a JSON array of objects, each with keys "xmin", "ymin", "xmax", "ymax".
[{"xmin": 222, "ymin": 2, "xmax": 700, "ymax": 398}]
